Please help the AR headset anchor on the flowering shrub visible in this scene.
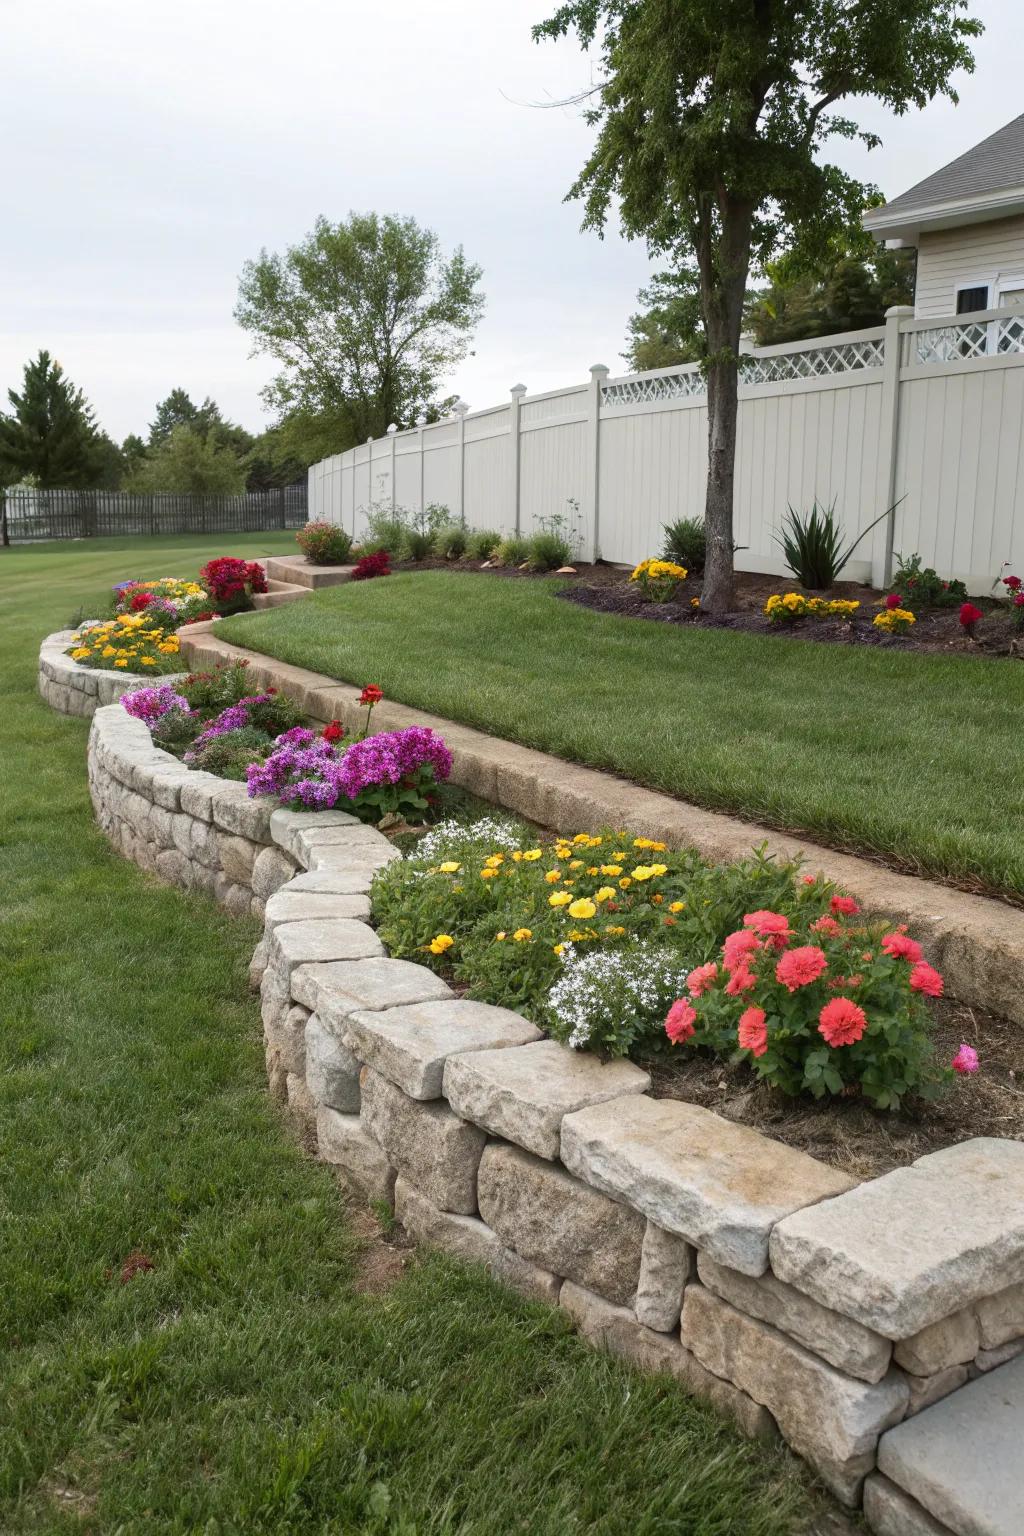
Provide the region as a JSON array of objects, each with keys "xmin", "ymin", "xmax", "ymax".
[
  {"xmin": 198, "ymin": 557, "xmax": 268, "ymax": 614},
  {"xmin": 666, "ymin": 906, "xmax": 948, "ymax": 1109},
  {"xmin": 545, "ymin": 943, "xmax": 691, "ymax": 1054},
  {"xmin": 764, "ymin": 593, "xmax": 860, "ymax": 623},
  {"xmin": 872, "ymin": 607, "xmax": 915, "ymax": 634},
  {"xmin": 113, "ymin": 577, "xmax": 210, "ymax": 625},
  {"xmin": 1002, "ymin": 574, "xmax": 1024, "ymax": 629},
  {"xmin": 891, "ymin": 553, "xmax": 967, "ymax": 610},
  {"xmin": 121, "ymin": 683, "xmax": 189, "ymax": 726},
  {"xmin": 67, "ymin": 615, "xmax": 182, "ymax": 673},
  {"xmin": 959, "ymin": 601, "xmax": 983, "ymax": 636},
  {"xmin": 296, "ymin": 521, "xmax": 354, "ymax": 565},
  {"xmin": 629, "ymin": 559, "xmax": 688, "ymax": 602},
  {"xmin": 137, "ymin": 660, "xmax": 306, "ymax": 779},
  {"xmin": 351, "ymin": 550, "xmax": 391, "ymax": 581}
]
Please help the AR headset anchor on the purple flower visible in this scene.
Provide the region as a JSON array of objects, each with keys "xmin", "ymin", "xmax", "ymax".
[
  {"xmin": 336, "ymin": 727, "xmax": 452, "ymax": 799},
  {"xmin": 121, "ymin": 684, "xmax": 189, "ymax": 726},
  {"xmin": 952, "ymin": 1043, "xmax": 980, "ymax": 1075},
  {"xmin": 275, "ymin": 726, "xmax": 318, "ymax": 748}
]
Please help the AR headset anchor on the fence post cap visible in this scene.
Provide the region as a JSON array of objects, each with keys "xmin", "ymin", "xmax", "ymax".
[
  {"xmin": 415, "ymin": 414, "xmax": 427, "ymax": 427},
  {"xmin": 453, "ymin": 398, "xmax": 469, "ymax": 415},
  {"xmin": 885, "ymin": 305, "xmax": 915, "ymax": 319},
  {"xmin": 510, "ymin": 382, "xmax": 527, "ymax": 396},
  {"xmin": 589, "ymin": 363, "xmax": 610, "ymax": 378},
  {"xmin": 386, "ymin": 423, "xmax": 398, "ymax": 435}
]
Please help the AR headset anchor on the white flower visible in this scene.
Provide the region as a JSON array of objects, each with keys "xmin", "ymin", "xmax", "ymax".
[
  {"xmin": 413, "ymin": 815, "xmax": 525, "ymax": 864},
  {"xmin": 546, "ymin": 941, "xmax": 690, "ymax": 1052}
]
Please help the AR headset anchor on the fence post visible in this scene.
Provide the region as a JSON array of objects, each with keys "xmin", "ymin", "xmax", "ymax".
[
  {"xmin": 585, "ymin": 364, "xmax": 609, "ymax": 564},
  {"xmin": 416, "ymin": 416, "xmax": 426, "ymax": 513},
  {"xmin": 509, "ymin": 384, "xmax": 526, "ymax": 535},
  {"xmin": 387, "ymin": 424, "xmax": 398, "ymax": 512},
  {"xmin": 874, "ymin": 306, "xmax": 914, "ymax": 588},
  {"xmin": 454, "ymin": 399, "xmax": 469, "ymax": 524}
]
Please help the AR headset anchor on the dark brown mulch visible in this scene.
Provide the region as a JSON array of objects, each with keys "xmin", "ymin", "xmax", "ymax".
[
  {"xmin": 559, "ymin": 568, "xmax": 1024, "ymax": 660},
  {"xmin": 641, "ymin": 993, "xmax": 1024, "ymax": 1180}
]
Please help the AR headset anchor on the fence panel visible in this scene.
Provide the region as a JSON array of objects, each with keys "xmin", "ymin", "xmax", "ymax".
[{"xmin": 2, "ymin": 484, "xmax": 307, "ymax": 544}]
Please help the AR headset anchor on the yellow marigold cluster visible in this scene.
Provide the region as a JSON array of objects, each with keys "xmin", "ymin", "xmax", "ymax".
[
  {"xmin": 66, "ymin": 615, "xmax": 181, "ymax": 673},
  {"xmin": 764, "ymin": 593, "xmax": 861, "ymax": 623},
  {"xmin": 630, "ymin": 559, "xmax": 688, "ymax": 583},
  {"xmin": 872, "ymin": 607, "xmax": 916, "ymax": 633}
]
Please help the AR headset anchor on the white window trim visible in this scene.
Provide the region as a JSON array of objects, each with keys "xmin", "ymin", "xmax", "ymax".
[
  {"xmin": 953, "ymin": 275, "xmax": 995, "ymax": 313},
  {"xmin": 997, "ymin": 274, "xmax": 1024, "ymax": 303}
]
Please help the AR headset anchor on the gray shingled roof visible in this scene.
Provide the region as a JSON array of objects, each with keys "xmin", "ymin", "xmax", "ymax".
[{"xmin": 877, "ymin": 113, "xmax": 1024, "ymax": 217}]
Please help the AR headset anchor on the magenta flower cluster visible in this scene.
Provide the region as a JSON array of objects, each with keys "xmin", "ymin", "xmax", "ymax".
[
  {"xmin": 120, "ymin": 684, "xmax": 189, "ymax": 726},
  {"xmin": 336, "ymin": 727, "xmax": 452, "ymax": 798},
  {"xmin": 245, "ymin": 726, "xmax": 452, "ymax": 811},
  {"xmin": 183, "ymin": 693, "xmax": 275, "ymax": 761}
]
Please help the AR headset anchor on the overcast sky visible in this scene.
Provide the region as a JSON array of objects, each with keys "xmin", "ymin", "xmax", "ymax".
[{"xmin": 1, "ymin": 0, "xmax": 1018, "ymax": 443}]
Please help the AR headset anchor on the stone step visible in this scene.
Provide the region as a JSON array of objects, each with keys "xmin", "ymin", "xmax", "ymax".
[
  {"xmin": 872, "ymin": 1354, "xmax": 1024, "ymax": 1535},
  {"xmin": 264, "ymin": 555, "xmax": 355, "ymax": 589}
]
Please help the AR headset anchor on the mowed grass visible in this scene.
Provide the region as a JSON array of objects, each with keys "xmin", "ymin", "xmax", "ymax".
[
  {"xmin": 219, "ymin": 570, "xmax": 1024, "ymax": 898},
  {"xmin": 0, "ymin": 535, "xmax": 821, "ymax": 1532}
]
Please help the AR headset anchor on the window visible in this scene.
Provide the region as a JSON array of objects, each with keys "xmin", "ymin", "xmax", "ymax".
[
  {"xmin": 998, "ymin": 283, "xmax": 1024, "ymax": 311},
  {"xmin": 956, "ymin": 285, "xmax": 990, "ymax": 314}
]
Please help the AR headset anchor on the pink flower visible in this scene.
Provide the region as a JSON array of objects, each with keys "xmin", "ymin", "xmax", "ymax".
[
  {"xmin": 743, "ymin": 910, "xmax": 791, "ymax": 938},
  {"xmin": 725, "ymin": 964, "xmax": 756, "ymax": 996},
  {"xmin": 881, "ymin": 931, "xmax": 923, "ymax": 963},
  {"xmin": 722, "ymin": 929, "xmax": 761, "ymax": 971},
  {"xmin": 775, "ymin": 945, "xmax": 828, "ymax": 992},
  {"xmin": 830, "ymin": 895, "xmax": 860, "ymax": 917},
  {"xmin": 952, "ymin": 1042, "xmax": 980, "ymax": 1075},
  {"xmin": 818, "ymin": 997, "xmax": 868, "ymax": 1047},
  {"xmin": 687, "ymin": 962, "xmax": 719, "ymax": 998},
  {"xmin": 885, "ymin": 592, "xmax": 902, "ymax": 609},
  {"xmin": 665, "ymin": 998, "xmax": 697, "ymax": 1044},
  {"xmin": 811, "ymin": 915, "xmax": 842, "ymax": 937},
  {"xmin": 909, "ymin": 961, "xmax": 944, "ymax": 998},
  {"xmin": 738, "ymin": 1007, "xmax": 768, "ymax": 1058},
  {"xmin": 801, "ymin": 874, "xmax": 817, "ymax": 886}
]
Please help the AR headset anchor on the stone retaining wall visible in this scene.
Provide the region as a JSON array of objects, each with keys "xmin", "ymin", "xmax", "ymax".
[{"xmin": 38, "ymin": 629, "xmax": 183, "ymax": 719}]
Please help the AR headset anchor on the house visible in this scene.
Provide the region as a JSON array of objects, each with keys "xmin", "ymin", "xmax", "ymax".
[{"xmin": 863, "ymin": 112, "xmax": 1024, "ymax": 317}]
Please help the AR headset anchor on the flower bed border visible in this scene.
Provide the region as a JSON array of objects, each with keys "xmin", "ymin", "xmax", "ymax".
[{"xmin": 38, "ymin": 629, "xmax": 185, "ymax": 719}]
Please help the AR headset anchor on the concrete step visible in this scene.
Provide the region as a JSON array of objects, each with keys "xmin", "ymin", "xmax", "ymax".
[
  {"xmin": 868, "ymin": 1354, "xmax": 1024, "ymax": 1535},
  {"xmin": 252, "ymin": 585, "xmax": 309, "ymax": 609},
  {"xmin": 264, "ymin": 555, "xmax": 355, "ymax": 590}
]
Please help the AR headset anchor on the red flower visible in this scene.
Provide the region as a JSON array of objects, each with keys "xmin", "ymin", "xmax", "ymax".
[
  {"xmin": 352, "ymin": 551, "xmax": 391, "ymax": 581},
  {"xmin": 742, "ymin": 910, "xmax": 791, "ymax": 948},
  {"xmin": 885, "ymin": 593, "xmax": 902, "ymax": 609},
  {"xmin": 737, "ymin": 1006, "xmax": 768, "ymax": 1057},
  {"xmin": 687, "ymin": 961, "xmax": 719, "ymax": 997},
  {"xmin": 722, "ymin": 928, "xmax": 761, "ymax": 971},
  {"xmin": 1004, "ymin": 575, "xmax": 1022, "ymax": 591},
  {"xmin": 775, "ymin": 945, "xmax": 828, "ymax": 992},
  {"xmin": 359, "ymin": 685, "xmax": 384, "ymax": 707},
  {"xmin": 881, "ymin": 932, "xmax": 923, "ymax": 963},
  {"xmin": 959, "ymin": 602, "xmax": 983, "ymax": 632},
  {"xmin": 811, "ymin": 915, "xmax": 842, "ymax": 937},
  {"xmin": 129, "ymin": 590, "xmax": 154, "ymax": 610},
  {"xmin": 322, "ymin": 719, "xmax": 345, "ymax": 743},
  {"xmin": 909, "ymin": 961, "xmax": 944, "ymax": 998},
  {"xmin": 665, "ymin": 998, "xmax": 696, "ymax": 1044},
  {"xmin": 830, "ymin": 895, "xmax": 860, "ymax": 917},
  {"xmin": 818, "ymin": 997, "xmax": 868, "ymax": 1047},
  {"xmin": 725, "ymin": 964, "xmax": 756, "ymax": 996},
  {"xmin": 1015, "ymin": 594, "xmax": 1024, "ymax": 609}
]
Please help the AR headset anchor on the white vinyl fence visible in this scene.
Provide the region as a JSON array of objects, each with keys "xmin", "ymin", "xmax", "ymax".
[{"xmin": 309, "ymin": 304, "xmax": 1024, "ymax": 593}]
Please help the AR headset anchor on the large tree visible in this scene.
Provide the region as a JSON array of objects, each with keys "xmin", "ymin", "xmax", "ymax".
[
  {"xmin": 126, "ymin": 425, "xmax": 246, "ymax": 496},
  {"xmin": 535, "ymin": 1, "xmax": 980, "ymax": 611},
  {"xmin": 234, "ymin": 213, "xmax": 485, "ymax": 444},
  {"xmin": 148, "ymin": 389, "xmax": 253, "ymax": 456},
  {"xmin": 0, "ymin": 350, "xmax": 111, "ymax": 489}
]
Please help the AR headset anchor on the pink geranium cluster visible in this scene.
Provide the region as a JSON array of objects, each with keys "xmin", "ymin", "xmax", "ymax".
[{"xmin": 663, "ymin": 900, "xmax": 959, "ymax": 1110}]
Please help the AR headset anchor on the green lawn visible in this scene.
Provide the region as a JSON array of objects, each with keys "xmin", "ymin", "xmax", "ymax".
[
  {"xmin": 219, "ymin": 571, "xmax": 1024, "ymax": 899},
  {"xmin": 0, "ymin": 535, "xmax": 821, "ymax": 1531}
]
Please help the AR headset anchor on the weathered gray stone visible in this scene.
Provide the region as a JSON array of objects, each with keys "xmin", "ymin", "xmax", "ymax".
[
  {"xmin": 359, "ymin": 1068, "xmax": 486, "ymax": 1214},
  {"xmin": 306, "ymin": 842, "xmax": 399, "ymax": 875},
  {"xmin": 217, "ymin": 833, "xmax": 259, "ymax": 886},
  {"xmin": 561, "ymin": 1095, "xmax": 852, "ymax": 1277},
  {"xmin": 315, "ymin": 1105, "xmax": 396, "ymax": 1203},
  {"xmin": 251, "ymin": 846, "xmax": 300, "ymax": 901},
  {"xmin": 698, "ymin": 1253, "xmax": 892, "ymax": 1384},
  {"xmin": 215, "ymin": 876, "xmax": 254, "ymax": 918},
  {"xmin": 863, "ymin": 1475, "xmax": 957, "ymax": 1536},
  {"xmin": 559, "ymin": 1281, "xmax": 777, "ymax": 1441},
  {"xmin": 280, "ymin": 869, "xmax": 376, "ymax": 896},
  {"xmin": 285, "ymin": 1071, "xmax": 315, "ymax": 1126},
  {"xmin": 976, "ymin": 1281, "xmax": 1024, "ymax": 1351},
  {"xmin": 266, "ymin": 1003, "xmax": 309, "ymax": 1076},
  {"xmin": 972, "ymin": 1339, "xmax": 1024, "ymax": 1374},
  {"xmin": 345, "ymin": 1000, "xmax": 541, "ymax": 1100},
  {"xmin": 877, "ymin": 1354, "xmax": 1024, "ymax": 1536},
  {"xmin": 682, "ymin": 1287, "xmax": 908, "ymax": 1505},
  {"xmin": 635, "ymin": 1223, "xmax": 693, "ymax": 1333},
  {"xmin": 304, "ymin": 1014, "xmax": 361, "ymax": 1113},
  {"xmin": 210, "ymin": 781, "xmax": 273, "ymax": 841},
  {"xmin": 477, "ymin": 1143, "xmax": 644, "ymax": 1305},
  {"xmin": 154, "ymin": 848, "xmax": 190, "ymax": 886},
  {"xmin": 269, "ymin": 806, "xmax": 360, "ymax": 859},
  {"xmin": 249, "ymin": 936, "xmax": 269, "ymax": 991},
  {"xmin": 268, "ymin": 919, "xmax": 384, "ymax": 981},
  {"xmin": 294, "ymin": 823, "xmax": 394, "ymax": 861},
  {"xmin": 895, "ymin": 1311, "xmax": 980, "ymax": 1377},
  {"xmin": 263, "ymin": 889, "xmax": 371, "ymax": 929},
  {"xmin": 290, "ymin": 957, "xmax": 452, "ymax": 1023},
  {"xmin": 901, "ymin": 1364, "xmax": 970, "ymax": 1418},
  {"xmin": 148, "ymin": 768, "xmax": 190, "ymax": 811},
  {"xmin": 442, "ymin": 1040, "xmax": 649, "ymax": 1161},
  {"xmin": 771, "ymin": 1139, "xmax": 1024, "ymax": 1338},
  {"xmin": 178, "ymin": 771, "xmax": 225, "ymax": 821},
  {"xmin": 394, "ymin": 1178, "xmax": 561, "ymax": 1304}
]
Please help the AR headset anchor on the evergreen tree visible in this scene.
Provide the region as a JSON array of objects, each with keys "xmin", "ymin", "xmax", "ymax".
[
  {"xmin": 0, "ymin": 351, "xmax": 109, "ymax": 488},
  {"xmin": 126, "ymin": 425, "xmax": 246, "ymax": 495}
]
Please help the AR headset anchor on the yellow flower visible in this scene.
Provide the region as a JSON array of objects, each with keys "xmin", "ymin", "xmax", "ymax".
[
  {"xmin": 114, "ymin": 658, "xmax": 129, "ymax": 668},
  {"xmin": 572, "ymin": 834, "xmax": 591, "ymax": 845},
  {"xmin": 568, "ymin": 898, "xmax": 596, "ymax": 920},
  {"xmin": 631, "ymin": 865, "xmax": 654, "ymax": 881},
  {"xmin": 439, "ymin": 861, "xmax": 461, "ymax": 874},
  {"xmin": 618, "ymin": 877, "xmax": 632, "ymax": 889},
  {"xmin": 484, "ymin": 854, "xmax": 504, "ymax": 868},
  {"xmin": 669, "ymin": 901, "xmax": 685, "ymax": 913},
  {"xmin": 549, "ymin": 891, "xmax": 572, "ymax": 908},
  {"xmin": 495, "ymin": 931, "xmax": 507, "ymax": 942},
  {"xmin": 605, "ymin": 925, "xmax": 626, "ymax": 937},
  {"xmin": 587, "ymin": 866, "xmax": 599, "ymax": 875},
  {"xmin": 101, "ymin": 646, "xmax": 117, "ymax": 658},
  {"xmin": 480, "ymin": 868, "xmax": 497, "ymax": 879},
  {"xmin": 513, "ymin": 928, "xmax": 532, "ymax": 942},
  {"xmin": 553, "ymin": 943, "xmax": 566, "ymax": 956},
  {"xmin": 649, "ymin": 863, "xmax": 668, "ymax": 877},
  {"xmin": 568, "ymin": 859, "xmax": 584, "ymax": 870},
  {"xmin": 555, "ymin": 846, "xmax": 572, "ymax": 861},
  {"xmin": 140, "ymin": 656, "xmax": 157, "ymax": 666},
  {"xmin": 511, "ymin": 850, "xmax": 523, "ymax": 862},
  {"xmin": 70, "ymin": 648, "xmax": 91, "ymax": 660},
  {"xmin": 522, "ymin": 848, "xmax": 543, "ymax": 862},
  {"xmin": 428, "ymin": 934, "xmax": 454, "ymax": 955},
  {"xmin": 600, "ymin": 865, "xmax": 622, "ymax": 877},
  {"xmin": 633, "ymin": 838, "xmax": 667, "ymax": 852},
  {"xmin": 545, "ymin": 870, "xmax": 562, "ymax": 884},
  {"xmin": 595, "ymin": 886, "xmax": 616, "ymax": 902}
]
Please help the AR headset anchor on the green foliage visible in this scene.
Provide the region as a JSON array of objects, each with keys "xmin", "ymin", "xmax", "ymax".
[
  {"xmin": 126, "ymin": 425, "xmax": 247, "ymax": 496},
  {"xmin": 151, "ymin": 707, "xmax": 205, "ymax": 753},
  {"xmin": 434, "ymin": 523, "xmax": 468, "ymax": 560},
  {"xmin": 185, "ymin": 725, "xmax": 273, "ymax": 780},
  {"xmin": 296, "ymin": 521, "xmax": 354, "ymax": 564},
  {"xmin": 749, "ymin": 242, "xmax": 916, "ymax": 346},
  {"xmin": 776, "ymin": 498, "xmax": 893, "ymax": 588},
  {"xmin": 178, "ymin": 659, "xmax": 256, "ymax": 712},
  {"xmin": 0, "ymin": 350, "xmax": 113, "ymax": 489},
  {"xmin": 465, "ymin": 528, "xmax": 502, "ymax": 562},
  {"xmin": 891, "ymin": 552, "xmax": 969, "ymax": 609},
  {"xmin": 361, "ymin": 503, "xmax": 408, "ymax": 555},
  {"xmin": 623, "ymin": 270, "xmax": 706, "ymax": 371},
  {"xmin": 492, "ymin": 534, "xmax": 530, "ymax": 567},
  {"xmin": 526, "ymin": 531, "xmax": 571, "ymax": 571},
  {"xmin": 402, "ymin": 527, "xmax": 435, "ymax": 561},
  {"xmin": 662, "ymin": 517, "xmax": 706, "ymax": 572},
  {"xmin": 235, "ymin": 212, "xmax": 485, "ymax": 441}
]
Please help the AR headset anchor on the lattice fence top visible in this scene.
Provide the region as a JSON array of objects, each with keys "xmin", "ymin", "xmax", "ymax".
[
  {"xmin": 914, "ymin": 314, "xmax": 1024, "ymax": 364},
  {"xmin": 601, "ymin": 335, "xmax": 885, "ymax": 408}
]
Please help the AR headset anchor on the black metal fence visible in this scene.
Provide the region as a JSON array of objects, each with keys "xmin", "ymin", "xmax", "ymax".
[{"xmin": 0, "ymin": 483, "xmax": 308, "ymax": 543}]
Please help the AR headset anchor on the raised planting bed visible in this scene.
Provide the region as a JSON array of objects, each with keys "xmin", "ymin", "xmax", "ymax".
[{"xmin": 39, "ymin": 629, "xmax": 185, "ymax": 718}]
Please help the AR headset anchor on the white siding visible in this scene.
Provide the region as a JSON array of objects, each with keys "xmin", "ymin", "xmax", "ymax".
[{"xmin": 915, "ymin": 215, "xmax": 1024, "ymax": 316}]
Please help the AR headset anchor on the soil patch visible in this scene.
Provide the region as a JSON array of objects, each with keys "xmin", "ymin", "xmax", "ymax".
[{"xmin": 343, "ymin": 1194, "xmax": 417, "ymax": 1295}]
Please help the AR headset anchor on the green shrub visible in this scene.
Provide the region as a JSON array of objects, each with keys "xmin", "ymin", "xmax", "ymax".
[
  {"xmin": 492, "ymin": 534, "xmax": 530, "ymax": 567},
  {"xmin": 151, "ymin": 708, "xmax": 205, "ymax": 753},
  {"xmin": 891, "ymin": 552, "xmax": 968, "ymax": 610},
  {"xmin": 361, "ymin": 513, "xmax": 407, "ymax": 556},
  {"xmin": 662, "ymin": 517, "xmax": 706, "ymax": 572},
  {"xmin": 776, "ymin": 498, "xmax": 892, "ymax": 588},
  {"xmin": 402, "ymin": 527, "xmax": 436, "ymax": 561},
  {"xmin": 184, "ymin": 726, "xmax": 273, "ymax": 781},
  {"xmin": 526, "ymin": 531, "xmax": 571, "ymax": 571},
  {"xmin": 465, "ymin": 528, "xmax": 502, "ymax": 562},
  {"xmin": 434, "ymin": 524, "xmax": 469, "ymax": 560},
  {"xmin": 296, "ymin": 521, "xmax": 353, "ymax": 565},
  {"xmin": 179, "ymin": 660, "xmax": 253, "ymax": 712}
]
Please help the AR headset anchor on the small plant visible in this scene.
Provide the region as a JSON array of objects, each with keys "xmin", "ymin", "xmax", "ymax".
[
  {"xmin": 891, "ymin": 552, "xmax": 968, "ymax": 610},
  {"xmin": 465, "ymin": 528, "xmax": 502, "ymax": 562},
  {"xmin": 545, "ymin": 943, "xmax": 691, "ymax": 1056},
  {"xmin": 872, "ymin": 607, "xmax": 915, "ymax": 635},
  {"xmin": 402, "ymin": 527, "xmax": 436, "ymax": 561},
  {"xmin": 959, "ymin": 601, "xmax": 983, "ymax": 637},
  {"xmin": 764, "ymin": 593, "xmax": 860, "ymax": 623},
  {"xmin": 776, "ymin": 498, "xmax": 893, "ymax": 589},
  {"xmin": 526, "ymin": 531, "xmax": 572, "ymax": 571},
  {"xmin": 66, "ymin": 615, "xmax": 182, "ymax": 673},
  {"xmin": 296, "ymin": 521, "xmax": 354, "ymax": 565},
  {"xmin": 492, "ymin": 534, "xmax": 531, "ymax": 567},
  {"xmin": 362, "ymin": 502, "xmax": 409, "ymax": 554},
  {"xmin": 630, "ymin": 559, "xmax": 689, "ymax": 602},
  {"xmin": 246, "ymin": 717, "xmax": 452, "ymax": 822},
  {"xmin": 120, "ymin": 683, "xmax": 190, "ymax": 727},
  {"xmin": 198, "ymin": 557, "xmax": 268, "ymax": 615},
  {"xmin": 434, "ymin": 523, "xmax": 468, "ymax": 560},
  {"xmin": 662, "ymin": 517, "xmax": 706, "ymax": 573},
  {"xmin": 1001, "ymin": 574, "xmax": 1024, "ymax": 629},
  {"xmin": 351, "ymin": 551, "xmax": 391, "ymax": 581},
  {"xmin": 185, "ymin": 724, "xmax": 274, "ymax": 781}
]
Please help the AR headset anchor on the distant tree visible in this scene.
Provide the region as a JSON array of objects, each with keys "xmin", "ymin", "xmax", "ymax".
[
  {"xmin": 148, "ymin": 389, "xmax": 253, "ymax": 457},
  {"xmin": 536, "ymin": 0, "xmax": 981, "ymax": 612},
  {"xmin": 121, "ymin": 433, "xmax": 149, "ymax": 475},
  {"xmin": 126, "ymin": 425, "xmax": 246, "ymax": 495},
  {"xmin": 235, "ymin": 212, "xmax": 485, "ymax": 445},
  {"xmin": 748, "ymin": 241, "xmax": 916, "ymax": 345},
  {"xmin": 0, "ymin": 350, "xmax": 110, "ymax": 488}
]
